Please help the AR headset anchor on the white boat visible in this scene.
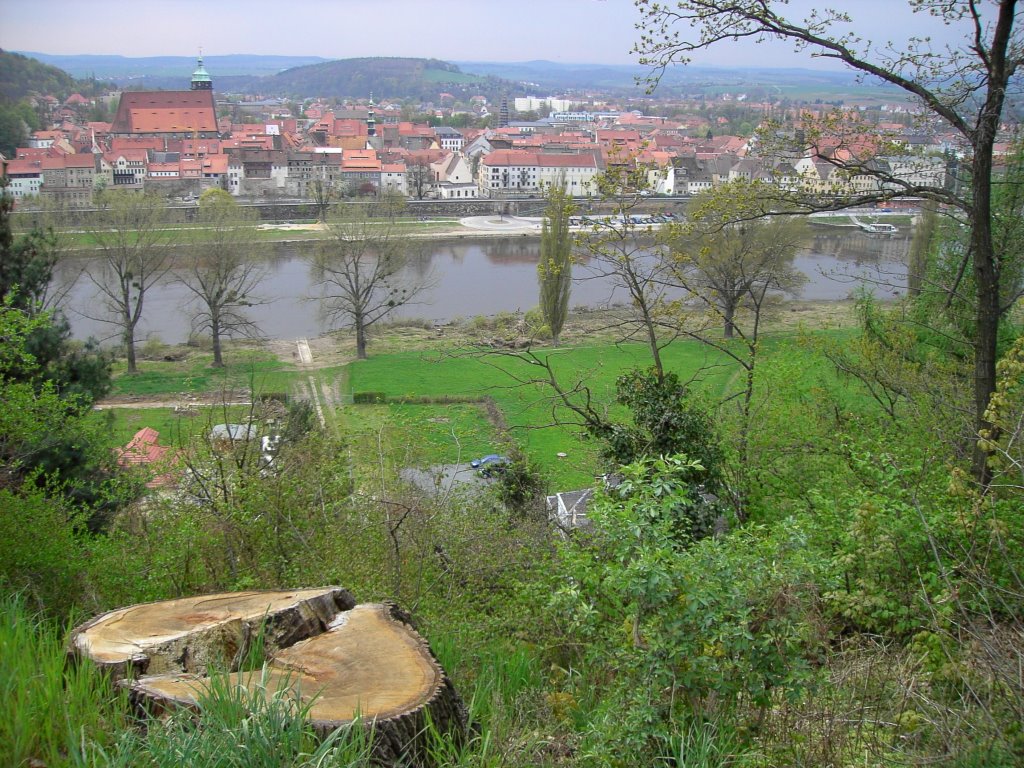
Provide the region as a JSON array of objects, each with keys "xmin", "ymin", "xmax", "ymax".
[
  {"xmin": 849, "ymin": 215, "xmax": 898, "ymax": 234},
  {"xmin": 862, "ymin": 221, "xmax": 898, "ymax": 234}
]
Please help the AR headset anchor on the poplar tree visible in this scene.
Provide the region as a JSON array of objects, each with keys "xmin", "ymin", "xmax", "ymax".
[{"xmin": 537, "ymin": 183, "xmax": 574, "ymax": 346}]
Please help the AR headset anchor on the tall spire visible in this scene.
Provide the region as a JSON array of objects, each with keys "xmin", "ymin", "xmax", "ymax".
[
  {"xmin": 191, "ymin": 49, "xmax": 213, "ymax": 91},
  {"xmin": 367, "ymin": 92, "xmax": 376, "ymax": 138}
]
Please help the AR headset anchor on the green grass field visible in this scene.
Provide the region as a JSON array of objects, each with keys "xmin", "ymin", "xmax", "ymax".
[
  {"xmin": 103, "ymin": 328, "xmax": 863, "ymax": 490},
  {"xmin": 109, "ymin": 350, "xmax": 292, "ymax": 398}
]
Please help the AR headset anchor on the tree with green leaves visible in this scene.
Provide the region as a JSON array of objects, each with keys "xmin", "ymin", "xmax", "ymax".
[
  {"xmin": 537, "ymin": 182, "xmax": 574, "ymax": 345},
  {"xmin": 1, "ymin": 181, "xmax": 111, "ymax": 401},
  {"xmin": 83, "ymin": 191, "xmax": 177, "ymax": 373},
  {"xmin": 636, "ymin": 0, "xmax": 1021, "ymax": 483},
  {"xmin": 668, "ymin": 180, "xmax": 806, "ymax": 341},
  {"xmin": 178, "ymin": 190, "xmax": 267, "ymax": 367}
]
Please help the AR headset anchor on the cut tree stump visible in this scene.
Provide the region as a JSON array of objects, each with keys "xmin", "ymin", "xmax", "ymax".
[
  {"xmin": 68, "ymin": 587, "xmax": 356, "ymax": 680},
  {"xmin": 70, "ymin": 591, "xmax": 468, "ymax": 767}
]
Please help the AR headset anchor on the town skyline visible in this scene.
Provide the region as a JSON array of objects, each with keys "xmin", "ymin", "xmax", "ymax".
[{"xmin": 1, "ymin": 0, "xmax": 970, "ymax": 70}]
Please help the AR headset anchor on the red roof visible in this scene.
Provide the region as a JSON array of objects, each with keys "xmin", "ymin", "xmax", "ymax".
[
  {"xmin": 64, "ymin": 154, "xmax": 97, "ymax": 168},
  {"xmin": 5, "ymin": 159, "xmax": 43, "ymax": 175},
  {"xmin": 117, "ymin": 428, "xmax": 179, "ymax": 488},
  {"xmin": 111, "ymin": 91, "xmax": 217, "ymax": 134}
]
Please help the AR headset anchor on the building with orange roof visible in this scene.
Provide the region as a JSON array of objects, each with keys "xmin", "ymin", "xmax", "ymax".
[
  {"xmin": 111, "ymin": 90, "xmax": 218, "ymax": 139},
  {"xmin": 110, "ymin": 57, "xmax": 218, "ymax": 140},
  {"xmin": 117, "ymin": 428, "xmax": 180, "ymax": 489},
  {"xmin": 4, "ymin": 158, "xmax": 44, "ymax": 199},
  {"xmin": 105, "ymin": 148, "xmax": 148, "ymax": 187}
]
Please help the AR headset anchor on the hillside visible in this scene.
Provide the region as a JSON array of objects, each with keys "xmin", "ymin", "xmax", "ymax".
[
  {"xmin": 0, "ymin": 49, "xmax": 103, "ymax": 103},
  {"xmin": 252, "ymin": 56, "xmax": 521, "ymax": 101},
  {"xmin": 456, "ymin": 58, "xmax": 907, "ymax": 102}
]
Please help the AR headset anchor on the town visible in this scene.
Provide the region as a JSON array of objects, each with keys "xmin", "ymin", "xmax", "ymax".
[{"xmin": 3, "ymin": 54, "xmax": 1006, "ymax": 209}]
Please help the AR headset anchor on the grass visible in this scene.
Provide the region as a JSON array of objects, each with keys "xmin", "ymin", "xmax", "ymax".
[
  {"xmin": 346, "ymin": 339, "xmax": 739, "ymax": 488},
  {"xmin": 101, "ymin": 324, "xmax": 865, "ymax": 490},
  {"xmin": 109, "ymin": 349, "xmax": 291, "ymax": 398},
  {"xmin": 339, "ymin": 402, "xmax": 499, "ymax": 469},
  {"xmin": 93, "ymin": 404, "xmax": 265, "ymax": 451},
  {"xmin": 0, "ymin": 595, "xmax": 132, "ymax": 768}
]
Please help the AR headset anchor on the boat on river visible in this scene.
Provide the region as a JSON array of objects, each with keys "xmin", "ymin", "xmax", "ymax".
[{"xmin": 849, "ymin": 215, "xmax": 898, "ymax": 234}]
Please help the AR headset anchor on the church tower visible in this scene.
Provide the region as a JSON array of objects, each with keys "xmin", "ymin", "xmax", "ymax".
[{"xmin": 191, "ymin": 54, "xmax": 213, "ymax": 91}]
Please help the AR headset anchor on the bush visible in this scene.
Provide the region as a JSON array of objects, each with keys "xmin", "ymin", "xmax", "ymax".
[{"xmin": 353, "ymin": 391, "xmax": 387, "ymax": 404}]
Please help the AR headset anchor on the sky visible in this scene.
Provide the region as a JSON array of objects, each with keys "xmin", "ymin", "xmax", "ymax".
[{"xmin": 0, "ymin": 0, "xmax": 971, "ymax": 69}]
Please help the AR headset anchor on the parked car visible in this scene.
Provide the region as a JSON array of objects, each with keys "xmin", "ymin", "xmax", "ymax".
[{"xmin": 471, "ymin": 454, "xmax": 509, "ymax": 477}]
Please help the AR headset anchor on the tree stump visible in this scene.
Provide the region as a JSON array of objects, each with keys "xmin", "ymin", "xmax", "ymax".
[
  {"xmin": 68, "ymin": 587, "xmax": 356, "ymax": 680},
  {"xmin": 69, "ymin": 590, "xmax": 468, "ymax": 766}
]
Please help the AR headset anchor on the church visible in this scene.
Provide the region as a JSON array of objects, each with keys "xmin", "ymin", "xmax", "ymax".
[{"xmin": 109, "ymin": 57, "xmax": 218, "ymax": 140}]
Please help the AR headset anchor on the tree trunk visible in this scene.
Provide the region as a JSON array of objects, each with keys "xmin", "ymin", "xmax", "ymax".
[
  {"xmin": 723, "ymin": 302, "xmax": 736, "ymax": 339},
  {"xmin": 70, "ymin": 592, "xmax": 468, "ymax": 767},
  {"xmin": 971, "ymin": 184, "xmax": 999, "ymax": 485},
  {"xmin": 211, "ymin": 316, "xmax": 224, "ymax": 368},
  {"xmin": 356, "ymin": 318, "xmax": 368, "ymax": 359},
  {"xmin": 125, "ymin": 327, "xmax": 137, "ymax": 373}
]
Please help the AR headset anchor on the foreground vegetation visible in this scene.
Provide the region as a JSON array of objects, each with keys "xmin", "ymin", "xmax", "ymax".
[{"xmin": 3, "ymin": 293, "xmax": 1022, "ymax": 765}]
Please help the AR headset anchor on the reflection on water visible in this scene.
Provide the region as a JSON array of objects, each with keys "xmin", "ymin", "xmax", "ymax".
[{"xmin": 63, "ymin": 227, "xmax": 910, "ymax": 344}]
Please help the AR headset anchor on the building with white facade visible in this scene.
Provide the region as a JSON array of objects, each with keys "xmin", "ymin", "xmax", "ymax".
[{"xmin": 479, "ymin": 150, "xmax": 601, "ymax": 196}]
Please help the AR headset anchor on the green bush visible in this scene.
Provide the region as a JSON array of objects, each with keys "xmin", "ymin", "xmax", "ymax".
[{"xmin": 353, "ymin": 391, "xmax": 387, "ymax": 404}]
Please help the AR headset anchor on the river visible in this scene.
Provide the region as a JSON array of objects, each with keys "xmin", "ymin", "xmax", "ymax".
[{"xmin": 59, "ymin": 227, "xmax": 910, "ymax": 345}]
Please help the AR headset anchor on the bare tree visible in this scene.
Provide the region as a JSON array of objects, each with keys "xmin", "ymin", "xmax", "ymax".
[
  {"xmin": 84, "ymin": 191, "xmax": 176, "ymax": 373},
  {"xmin": 576, "ymin": 154, "xmax": 678, "ymax": 380},
  {"xmin": 178, "ymin": 190, "xmax": 268, "ymax": 368},
  {"xmin": 634, "ymin": 0, "xmax": 1023, "ymax": 482},
  {"xmin": 407, "ymin": 160, "xmax": 432, "ymax": 200},
  {"xmin": 309, "ymin": 178, "xmax": 336, "ymax": 223},
  {"xmin": 663, "ymin": 181, "xmax": 807, "ymax": 474},
  {"xmin": 311, "ymin": 205, "xmax": 430, "ymax": 359}
]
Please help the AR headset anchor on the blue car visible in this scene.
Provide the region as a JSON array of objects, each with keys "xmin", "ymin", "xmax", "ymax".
[{"xmin": 471, "ymin": 454, "xmax": 509, "ymax": 476}]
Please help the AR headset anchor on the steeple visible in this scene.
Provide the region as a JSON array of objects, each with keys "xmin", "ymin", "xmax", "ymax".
[
  {"xmin": 191, "ymin": 51, "xmax": 213, "ymax": 91},
  {"xmin": 367, "ymin": 92, "xmax": 376, "ymax": 138}
]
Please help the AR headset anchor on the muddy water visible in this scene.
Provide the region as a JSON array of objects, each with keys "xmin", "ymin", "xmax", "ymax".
[{"xmin": 60, "ymin": 228, "xmax": 910, "ymax": 345}]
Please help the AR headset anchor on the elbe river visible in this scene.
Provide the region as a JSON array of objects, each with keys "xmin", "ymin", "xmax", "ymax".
[{"xmin": 59, "ymin": 228, "xmax": 910, "ymax": 345}]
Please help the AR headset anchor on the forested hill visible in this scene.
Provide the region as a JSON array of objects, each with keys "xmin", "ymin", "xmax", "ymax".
[
  {"xmin": 253, "ymin": 57, "xmax": 522, "ymax": 101},
  {"xmin": 0, "ymin": 50, "xmax": 105, "ymax": 102}
]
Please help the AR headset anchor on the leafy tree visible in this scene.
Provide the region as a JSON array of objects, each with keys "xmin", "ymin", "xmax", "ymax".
[
  {"xmin": 0, "ymin": 300, "xmax": 120, "ymax": 523},
  {"xmin": 311, "ymin": 204, "xmax": 430, "ymax": 359},
  {"xmin": 635, "ymin": 0, "xmax": 1023, "ymax": 482},
  {"xmin": 594, "ymin": 368, "xmax": 724, "ymax": 486},
  {"xmin": 668, "ymin": 180, "xmax": 806, "ymax": 340},
  {"xmin": 1, "ymin": 183, "xmax": 111, "ymax": 401},
  {"xmin": 83, "ymin": 191, "xmax": 177, "ymax": 373},
  {"xmin": 178, "ymin": 191, "xmax": 267, "ymax": 367},
  {"xmin": 537, "ymin": 182, "xmax": 574, "ymax": 345},
  {"xmin": 0, "ymin": 102, "xmax": 31, "ymax": 157}
]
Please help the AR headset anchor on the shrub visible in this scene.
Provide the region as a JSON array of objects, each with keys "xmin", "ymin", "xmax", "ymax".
[{"xmin": 353, "ymin": 391, "xmax": 387, "ymax": 404}]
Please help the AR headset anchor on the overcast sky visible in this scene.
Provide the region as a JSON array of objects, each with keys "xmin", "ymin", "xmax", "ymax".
[{"xmin": 1, "ymin": 0, "xmax": 971, "ymax": 69}]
